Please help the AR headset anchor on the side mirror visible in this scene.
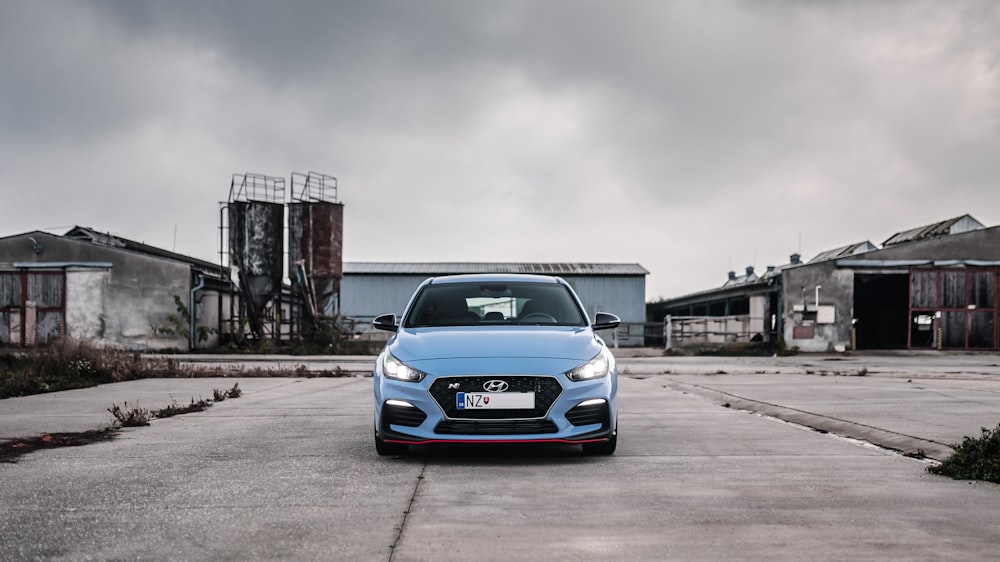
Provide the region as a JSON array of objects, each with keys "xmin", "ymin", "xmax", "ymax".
[
  {"xmin": 592, "ymin": 312, "xmax": 620, "ymax": 331},
  {"xmin": 373, "ymin": 313, "xmax": 399, "ymax": 332}
]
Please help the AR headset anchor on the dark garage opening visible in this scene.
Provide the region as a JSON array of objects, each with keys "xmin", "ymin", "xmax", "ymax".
[{"xmin": 854, "ymin": 274, "xmax": 909, "ymax": 349}]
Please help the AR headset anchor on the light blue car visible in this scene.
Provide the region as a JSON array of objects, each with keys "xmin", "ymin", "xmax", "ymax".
[{"xmin": 372, "ymin": 273, "xmax": 620, "ymax": 456}]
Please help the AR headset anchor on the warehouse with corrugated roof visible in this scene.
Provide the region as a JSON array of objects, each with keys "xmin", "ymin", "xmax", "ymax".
[
  {"xmin": 341, "ymin": 262, "xmax": 649, "ymax": 346},
  {"xmin": 650, "ymin": 214, "xmax": 1000, "ymax": 352}
]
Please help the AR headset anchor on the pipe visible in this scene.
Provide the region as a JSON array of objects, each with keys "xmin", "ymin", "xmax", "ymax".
[{"xmin": 190, "ymin": 273, "xmax": 207, "ymax": 351}]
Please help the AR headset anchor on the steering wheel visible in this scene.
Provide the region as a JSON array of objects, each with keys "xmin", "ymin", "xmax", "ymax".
[{"xmin": 519, "ymin": 312, "xmax": 557, "ymax": 323}]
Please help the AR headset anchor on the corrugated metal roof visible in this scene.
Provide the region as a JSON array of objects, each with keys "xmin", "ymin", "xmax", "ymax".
[
  {"xmin": 63, "ymin": 226, "xmax": 223, "ymax": 274},
  {"xmin": 343, "ymin": 262, "xmax": 649, "ymax": 276},
  {"xmin": 881, "ymin": 214, "xmax": 984, "ymax": 247},
  {"xmin": 808, "ymin": 241, "xmax": 877, "ymax": 263},
  {"xmin": 837, "ymin": 259, "xmax": 1000, "ymax": 268}
]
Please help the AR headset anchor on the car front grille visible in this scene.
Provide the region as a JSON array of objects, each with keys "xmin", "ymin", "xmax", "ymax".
[
  {"xmin": 435, "ymin": 419, "xmax": 559, "ymax": 435},
  {"xmin": 429, "ymin": 375, "xmax": 563, "ymax": 420}
]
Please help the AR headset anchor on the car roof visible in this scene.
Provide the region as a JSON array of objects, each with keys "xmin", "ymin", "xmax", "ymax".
[{"xmin": 425, "ymin": 273, "xmax": 562, "ymax": 285}]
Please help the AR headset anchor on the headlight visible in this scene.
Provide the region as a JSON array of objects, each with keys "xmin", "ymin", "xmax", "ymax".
[
  {"xmin": 565, "ymin": 347, "xmax": 613, "ymax": 381},
  {"xmin": 382, "ymin": 351, "xmax": 427, "ymax": 382}
]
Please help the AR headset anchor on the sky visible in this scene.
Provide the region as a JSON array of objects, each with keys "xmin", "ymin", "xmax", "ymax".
[{"xmin": 2, "ymin": 1, "xmax": 998, "ymax": 301}]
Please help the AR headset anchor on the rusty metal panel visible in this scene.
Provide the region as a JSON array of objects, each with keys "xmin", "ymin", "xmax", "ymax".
[
  {"xmin": 969, "ymin": 311, "xmax": 995, "ymax": 348},
  {"xmin": 970, "ymin": 271, "xmax": 995, "ymax": 308},
  {"xmin": 941, "ymin": 311, "xmax": 966, "ymax": 347},
  {"xmin": 288, "ymin": 202, "xmax": 344, "ymax": 280},
  {"xmin": 792, "ymin": 325, "xmax": 815, "ymax": 339},
  {"xmin": 942, "ymin": 272, "xmax": 966, "ymax": 308},
  {"xmin": 27, "ymin": 273, "xmax": 64, "ymax": 308},
  {"xmin": 0, "ymin": 273, "xmax": 20, "ymax": 308},
  {"xmin": 0, "ymin": 311, "xmax": 10, "ymax": 343},
  {"xmin": 289, "ymin": 201, "xmax": 345, "ymax": 317},
  {"xmin": 911, "ymin": 271, "xmax": 937, "ymax": 308}
]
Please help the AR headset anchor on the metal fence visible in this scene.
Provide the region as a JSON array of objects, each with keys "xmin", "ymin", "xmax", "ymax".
[{"xmin": 662, "ymin": 315, "xmax": 762, "ymax": 350}]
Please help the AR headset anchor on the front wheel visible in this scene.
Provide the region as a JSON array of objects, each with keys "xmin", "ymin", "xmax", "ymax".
[
  {"xmin": 375, "ymin": 430, "xmax": 409, "ymax": 456},
  {"xmin": 582, "ymin": 432, "xmax": 617, "ymax": 455}
]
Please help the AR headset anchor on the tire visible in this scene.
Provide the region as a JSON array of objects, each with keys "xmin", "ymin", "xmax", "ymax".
[
  {"xmin": 375, "ymin": 430, "xmax": 409, "ymax": 456},
  {"xmin": 582, "ymin": 432, "xmax": 617, "ymax": 455}
]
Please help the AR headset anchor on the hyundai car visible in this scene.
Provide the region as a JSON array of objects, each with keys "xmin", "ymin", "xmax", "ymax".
[{"xmin": 372, "ymin": 273, "xmax": 619, "ymax": 455}]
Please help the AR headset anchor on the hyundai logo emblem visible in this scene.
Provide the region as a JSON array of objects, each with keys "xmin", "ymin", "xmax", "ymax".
[{"xmin": 483, "ymin": 380, "xmax": 509, "ymax": 392}]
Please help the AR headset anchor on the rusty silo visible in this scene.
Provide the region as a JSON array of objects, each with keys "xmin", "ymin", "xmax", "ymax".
[
  {"xmin": 288, "ymin": 171, "xmax": 343, "ymax": 325},
  {"xmin": 227, "ymin": 173, "xmax": 285, "ymax": 337}
]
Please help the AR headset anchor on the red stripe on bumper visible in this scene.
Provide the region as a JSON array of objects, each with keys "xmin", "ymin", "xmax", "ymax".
[{"xmin": 385, "ymin": 437, "xmax": 608, "ymax": 445}]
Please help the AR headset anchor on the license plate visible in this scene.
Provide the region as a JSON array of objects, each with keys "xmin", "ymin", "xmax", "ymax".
[{"xmin": 456, "ymin": 392, "xmax": 535, "ymax": 410}]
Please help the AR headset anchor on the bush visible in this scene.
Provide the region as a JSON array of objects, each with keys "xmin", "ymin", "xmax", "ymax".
[{"xmin": 928, "ymin": 423, "xmax": 1000, "ymax": 483}]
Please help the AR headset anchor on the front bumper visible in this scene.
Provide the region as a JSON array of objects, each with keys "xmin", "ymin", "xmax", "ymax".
[{"xmin": 375, "ymin": 373, "xmax": 617, "ymax": 446}]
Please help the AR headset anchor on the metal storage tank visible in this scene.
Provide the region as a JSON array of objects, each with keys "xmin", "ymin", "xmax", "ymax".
[
  {"xmin": 227, "ymin": 173, "xmax": 285, "ymax": 335},
  {"xmin": 288, "ymin": 172, "xmax": 343, "ymax": 318}
]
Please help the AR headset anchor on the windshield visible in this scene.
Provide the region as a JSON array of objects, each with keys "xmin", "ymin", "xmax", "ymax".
[{"xmin": 403, "ymin": 281, "xmax": 587, "ymax": 327}]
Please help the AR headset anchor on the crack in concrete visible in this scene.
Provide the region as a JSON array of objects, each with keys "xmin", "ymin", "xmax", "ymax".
[
  {"xmin": 388, "ymin": 458, "xmax": 427, "ymax": 561},
  {"xmin": 665, "ymin": 381, "xmax": 955, "ymax": 461}
]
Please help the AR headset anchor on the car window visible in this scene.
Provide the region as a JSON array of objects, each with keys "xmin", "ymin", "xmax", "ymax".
[{"xmin": 403, "ymin": 282, "xmax": 586, "ymax": 327}]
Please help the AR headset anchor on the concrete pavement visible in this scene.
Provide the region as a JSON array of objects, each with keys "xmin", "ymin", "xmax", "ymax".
[{"xmin": 4, "ymin": 352, "xmax": 1000, "ymax": 464}]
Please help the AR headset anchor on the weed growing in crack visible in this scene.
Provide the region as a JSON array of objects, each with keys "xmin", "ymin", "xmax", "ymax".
[
  {"xmin": 224, "ymin": 383, "xmax": 241, "ymax": 398},
  {"xmin": 214, "ymin": 383, "xmax": 242, "ymax": 400},
  {"xmin": 154, "ymin": 397, "xmax": 212, "ymax": 418},
  {"xmin": 108, "ymin": 401, "xmax": 152, "ymax": 427}
]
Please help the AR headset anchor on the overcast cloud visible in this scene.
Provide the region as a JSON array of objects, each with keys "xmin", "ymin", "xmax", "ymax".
[{"xmin": 2, "ymin": 1, "xmax": 998, "ymax": 300}]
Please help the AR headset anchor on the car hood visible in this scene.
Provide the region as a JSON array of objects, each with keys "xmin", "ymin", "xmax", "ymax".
[{"xmin": 388, "ymin": 326, "xmax": 605, "ymax": 376}]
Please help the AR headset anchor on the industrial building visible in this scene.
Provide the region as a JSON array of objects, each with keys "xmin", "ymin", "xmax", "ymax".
[
  {"xmin": 0, "ymin": 171, "xmax": 345, "ymax": 350},
  {"xmin": 341, "ymin": 262, "xmax": 650, "ymax": 347},
  {"xmin": 0, "ymin": 227, "xmax": 229, "ymax": 350},
  {"xmin": 2, "ymin": 169, "xmax": 649, "ymax": 348},
  {"xmin": 650, "ymin": 214, "xmax": 1000, "ymax": 352}
]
